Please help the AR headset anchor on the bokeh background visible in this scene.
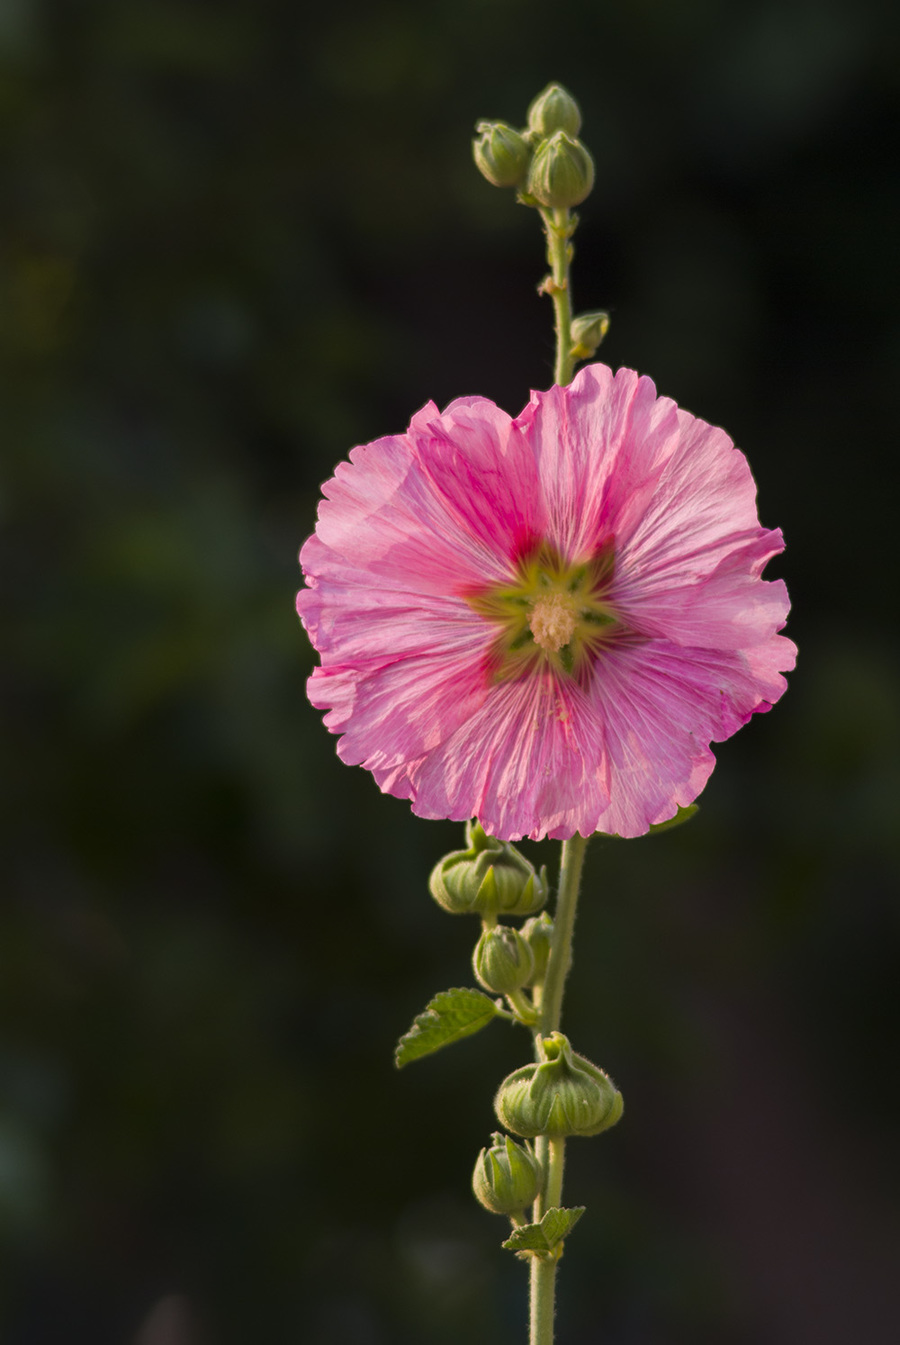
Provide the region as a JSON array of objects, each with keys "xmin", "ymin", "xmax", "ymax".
[{"xmin": 2, "ymin": 1, "xmax": 898, "ymax": 1342}]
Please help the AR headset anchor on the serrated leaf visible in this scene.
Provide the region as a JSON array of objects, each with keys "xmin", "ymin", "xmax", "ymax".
[
  {"xmin": 394, "ymin": 988, "xmax": 500, "ymax": 1068},
  {"xmin": 502, "ymin": 1206, "xmax": 586, "ymax": 1253},
  {"xmin": 502, "ymin": 1223, "xmax": 549, "ymax": 1253},
  {"xmin": 647, "ymin": 804, "xmax": 699, "ymax": 835},
  {"xmin": 539, "ymin": 1205, "xmax": 585, "ymax": 1245}
]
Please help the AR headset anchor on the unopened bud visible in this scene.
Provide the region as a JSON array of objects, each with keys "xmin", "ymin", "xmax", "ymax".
[
  {"xmin": 473, "ymin": 121, "xmax": 531, "ymax": 188},
  {"xmin": 521, "ymin": 912, "xmax": 554, "ymax": 984},
  {"xmin": 429, "ymin": 821, "xmax": 549, "ymax": 918},
  {"xmin": 570, "ymin": 310, "xmax": 610, "ymax": 359},
  {"xmin": 472, "ymin": 1132, "xmax": 542, "ymax": 1216},
  {"xmin": 527, "ymin": 132, "xmax": 595, "ymax": 209},
  {"xmin": 474, "ymin": 924, "xmax": 535, "ymax": 994},
  {"xmin": 526, "ymin": 83, "xmax": 582, "ymax": 140},
  {"xmin": 494, "ymin": 1032, "xmax": 623, "ymax": 1139}
]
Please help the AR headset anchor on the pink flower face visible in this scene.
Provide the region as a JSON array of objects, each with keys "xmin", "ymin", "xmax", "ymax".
[{"xmin": 297, "ymin": 364, "xmax": 796, "ymax": 841}]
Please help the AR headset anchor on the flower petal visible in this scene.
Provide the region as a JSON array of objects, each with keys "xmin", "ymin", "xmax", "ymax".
[{"xmin": 298, "ymin": 365, "xmax": 796, "ymax": 840}]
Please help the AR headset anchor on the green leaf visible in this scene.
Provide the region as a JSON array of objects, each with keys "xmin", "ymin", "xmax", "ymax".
[
  {"xmin": 647, "ymin": 804, "xmax": 699, "ymax": 834},
  {"xmin": 540, "ymin": 1205, "xmax": 585, "ymax": 1245},
  {"xmin": 502, "ymin": 1205, "xmax": 586, "ymax": 1253},
  {"xmin": 394, "ymin": 988, "xmax": 501, "ymax": 1068},
  {"xmin": 502, "ymin": 1223, "xmax": 547, "ymax": 1253}
]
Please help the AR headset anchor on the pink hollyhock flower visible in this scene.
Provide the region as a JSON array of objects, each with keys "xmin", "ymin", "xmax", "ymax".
[{"xmin": 297, "ymin": 364, "xmax": 796, "ymax": 842}]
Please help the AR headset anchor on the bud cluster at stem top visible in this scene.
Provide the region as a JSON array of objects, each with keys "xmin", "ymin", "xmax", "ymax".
[
  {"xmin": 472, "ymin": 82, "xmax": 595, "ymax": 211},
  {"xmin": 429, "ymin": 820, "xmax": 548, "ymax": 918}
]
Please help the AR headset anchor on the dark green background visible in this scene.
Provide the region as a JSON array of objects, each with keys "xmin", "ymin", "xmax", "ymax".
[{"xmin": 2, "ymin": 1, "xmax": 898, "ymax": 1342}]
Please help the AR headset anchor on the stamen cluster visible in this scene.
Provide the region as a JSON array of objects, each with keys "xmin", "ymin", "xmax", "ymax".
[{"xmin": 467, "ymin": 540, "xmax": 621, "ymax": 685}]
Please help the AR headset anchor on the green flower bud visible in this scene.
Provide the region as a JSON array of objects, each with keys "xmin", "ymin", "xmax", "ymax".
[
  {"xmin": 473, "ymin": 924, "xmax": 535, "ymax": 994},
  {"xmin": 429, "ymin": 821, "xmax": 549, "ymax": 918},
  {"xmin": 494, "ymin": 1032, "xmax": 623, "ymax": 1139},
  {"xmin": 473, "ymin": 121, "xmax": 531, "ymax": 188},
  {"xmin": 521, "ymin": 912, "xmax": 554, "ymax": 984},
  {"xmin": 472, "ymin": 1132, "xmax": 542, "ymax": 1216},
  {"xmin": 570, "ymin": 310, "xmax": 610, "ymax": 360},
  {"xmin": 526, "ymin": 83, "xmax": 582, "ymax": 140},
  {"xmin": 527, "ymin": 132, "xmax": 595, "ymax": 210}
]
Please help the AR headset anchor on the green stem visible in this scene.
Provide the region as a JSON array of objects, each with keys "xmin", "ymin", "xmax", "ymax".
[
  {"xmin": 529, "ymin": 1243, "xmax": 557, "ymax": 1345},
  {"xmin": 529, "ymin": 1138, "xmax": 567, "ymax": 1345},
  {"xmin": 528, "ymin": 837, "xmax": 590, "ymax": 1345},
  {"xmin": 544, "ymin": 1135, "xmax": 566, "ymax": 1210},
  {"xmin": 540, "ymin": 834, "xmax": 588, "ymax": 1037},
  {"xmin": 506, "ymin": 987, "xmax": 539, "ymax": 1025},
  {"xmin": 540, "ymin": 207, "xmax": 575, "ymax": 388}
]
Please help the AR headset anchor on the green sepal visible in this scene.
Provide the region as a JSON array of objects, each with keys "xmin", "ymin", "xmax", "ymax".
[
  {"xmin": 494, "ymin": 1032, "xmax": 623, "ymax": 1138},
  {"xmin": 647, "ymin": 804, "xmax": 699, "ymax": 834},
  {"xmin": 602, "ymin": 804, "xmax": 699, "ymax": 840},
  {"xmin": 395, "ymin": 988, "xmax": 500, "ymax": 1068},
  {"xmin": 502, "ymin": 1205, "xmax": 585, "ymax": 1254}
]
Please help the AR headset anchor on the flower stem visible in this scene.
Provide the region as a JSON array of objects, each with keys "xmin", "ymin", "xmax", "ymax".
[
  {"xmin": 540, "ymin": 207, "xmax": 575, "ymax": 388},
  {"xmin": 529, "ymin": 1241, "xmax": 557, "ymax": 1345},
  {"xmin": 540, "ymin": 834, "xmax": 588, "ymax": 1038},
  {"xmin": 506, "ymin": 987, "xmax": 539, "ymax": 1025},
  {"xmin": 528, "ymin": 836, "xmax": 590, "ymax": 1345}
]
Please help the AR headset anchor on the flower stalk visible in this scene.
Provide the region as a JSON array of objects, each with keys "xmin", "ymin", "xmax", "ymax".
[
  {"xmin": 529, "ymin": 139, "xmax": 590, "ymax": 1337},
  {"xmin": 539, "ymin": 835, "xmax": 588, "ymax": 1038},
  {"xmin": 529, "ymin": 836, "xmax": 588, "ymax": 1345},
  {"xmin": 528, "ymin": 173, "xmax": 590, "ymax": 1335},
  {"xmin": 540, "ymin": 207, "xmax": 576, "ymax": 388}
]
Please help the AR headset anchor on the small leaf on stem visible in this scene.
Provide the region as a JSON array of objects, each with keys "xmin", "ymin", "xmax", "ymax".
[
  {"xmin": 501, "ymin": 1205, "xmax": 585, "ymax": 1253},
  {"xmin": 395, "ymin": 988, "xmax": 501, "ymax": 1068}
]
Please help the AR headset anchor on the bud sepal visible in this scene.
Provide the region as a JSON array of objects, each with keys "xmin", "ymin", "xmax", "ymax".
[
  {"xmin": 526, "ymin": 83, "xmax": 582, "ymax": 141},
  {"xmin": 472, "ymin": 1132, "xmax": 543, "ymax": 1217},
  {"xmin": 473, "ymin": 121, "xmax": 531, "ymax": 188},
  {"xmin": 429, "ymin": 821, "xmax": 549, "ymax": 918},
  {"xmin": 473, "ymin": 924, "xmax": 535, "ymax": 994},
  {"xmin": 570, "ymin": 310, "xmax": 610, "ymax": 361},
  {"xmin": 521, "ymin": 912, "xmax": 554, "ymax": 985},
  {"xmin": 526, "ymin": 132, "xmax": 595, "ymax": 209},
  {"xmin": 494, "ymin": 1032, "xmax": 623, "ymax": 1138}
]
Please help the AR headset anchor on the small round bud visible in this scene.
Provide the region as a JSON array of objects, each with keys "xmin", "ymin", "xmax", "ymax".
[
  {"xmin": 527, "ymin": 132, "xmax": 595, "ymax": 209},
  {"xmin": 521, "ymin": 912, "xmax": 554, "ymax": 984},
  {"xmin": 472, "ymin": 1132, "xmax": 542, "ymax": 1216},
  {"xmin": 473, "ymin": 924, "xmax": 535, "ymax": 994},
  {"xmin": 473, "ymin": 121, "xmax": 531, "ymax": 188},
  {"xmin": 526, "ymin": 83, "xmax": 582, "ymax": 140},
  {"xmin": 429, "ymin": 821, "xmax": 549, "ymax": 918},
  {"xmin": 570, "ymin": 310, "xmax": 610, "ymax": 359},
  {"xmin": 494, "ymin": 1032, "xmax": 623, "ymax": 1139}
]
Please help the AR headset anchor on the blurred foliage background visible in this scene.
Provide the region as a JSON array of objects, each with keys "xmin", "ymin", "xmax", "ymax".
[{"xmin": 1, "ymin": 0, "xmax": 898, "ymax": 1342}]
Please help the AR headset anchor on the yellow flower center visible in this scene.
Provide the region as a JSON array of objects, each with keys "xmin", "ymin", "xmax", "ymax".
[
  {"xmin": 529, "ymin": 593, "xmax": 578, "ymax": 652},
  {"xmin": 465, "ymin": 539, "xmax": 622, "ymax": 684}
]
